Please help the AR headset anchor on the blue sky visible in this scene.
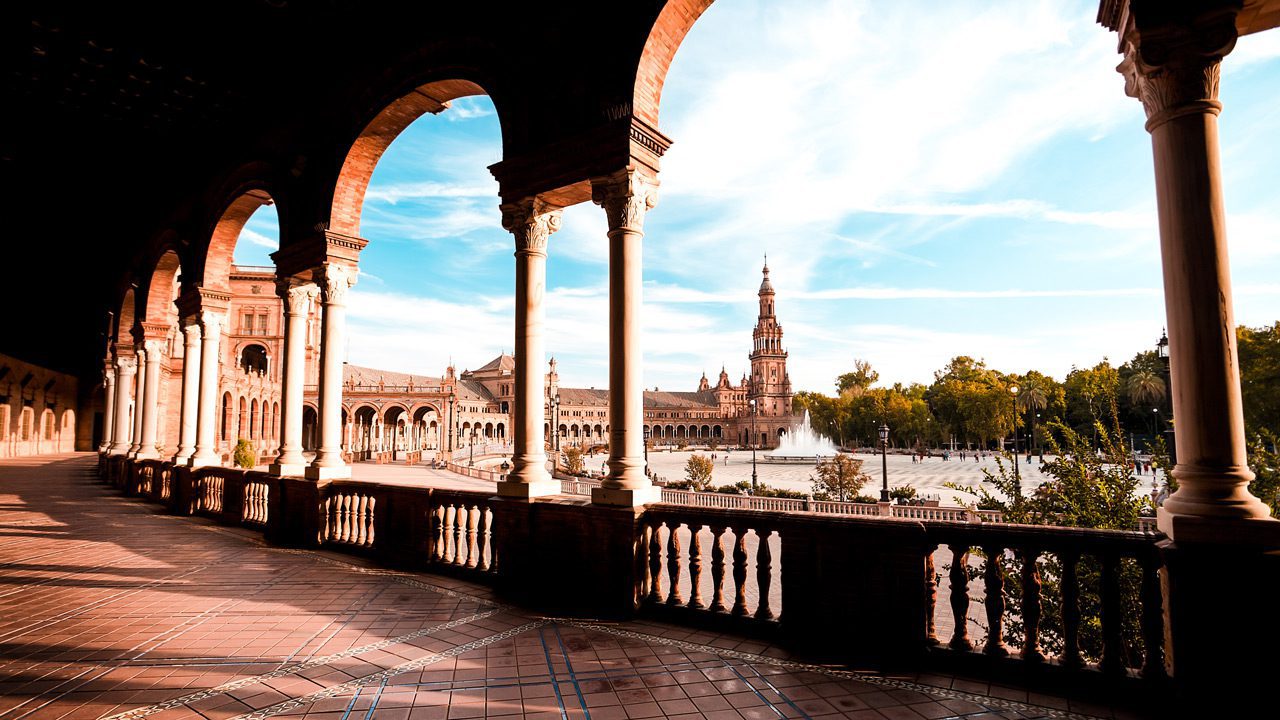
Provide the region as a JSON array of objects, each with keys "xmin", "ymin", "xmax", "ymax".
[{"xmin": 237, "ymin": 0, "xmax": 1280, "ymax": 393}]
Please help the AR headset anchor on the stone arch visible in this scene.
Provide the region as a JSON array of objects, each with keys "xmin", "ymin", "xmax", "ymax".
[
  {"xmin": 140, "ymin": 249, "xmax": 184, "ymax": 325},
  {"xmin": 633, "ymin": 0, "xmax": 717, "ymax": 126},
  {"xmin": 249, "ymin": 399, "xmax": 259, "ymax": 440},
  {"xmin": 220, "ymin": 392, "xmax": 232, "ymax": 442},
  {"xmin": 382, "ymin": 403, "xmax": 409, "ymax": 424},
  {"xmin": 20, "ymin": 407, "xmax": 34, "ymax": 443},
  {"xmin": 238, "ymin": 397, "xmax": 248, "ymax": 440},
  {"xmin": 239, "ymin": 343, "xmax": 269, "ymax": 374},
  {"xmin": 302, "ymin": 405, "xmax": 319, "ymax": 451},
  {"xmin": 484, "ymin": 421, "xmax": 494, "ymax": 438},
  {"xmin": 496, "ymin": 422, "xmax": 505, "ymax": 440},
  {"xmin": 115, "ymin": 286, "xmax": 137, "ymax": 345},
  {"xmin": 202, "ymin": 189, "xmax": 277, "ymax": 292},
  {"xmin": 329, "ymin": 79, "xmax": 489, "ymax": 237},
  {"xmin": 40, "ymin": 409, "xmax": 55, "ymax": 448}
]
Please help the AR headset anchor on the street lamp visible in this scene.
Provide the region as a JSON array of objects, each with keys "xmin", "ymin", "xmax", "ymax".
[
  {"xmin": 878, "ymin": 422, "xmax": 890, "ymax": 502},
  {"xmin": 643, "ymin": 425, "xmax": 651, "ymax": 477},
  {"xmin": 469, "ymin": 426, "xmax": 478, "ymax": 466},
  {"xmin": 749, "ymin": 399, "xmax": 759, "ymax": 494},
  {"xmin": 447, "ymin": 392, "xmax": 455, "ymax": 453},
  {"xmin": 1009, "ymin": 385, "xmax": 1021, "ymax": 496},
  {"xmin": 1035, "ymin": 412, "xmax": 1042, "ymax": 462},
  {"xmin": 1156, "ymin": 329, "xmax": 1176, "ymax": 465}
]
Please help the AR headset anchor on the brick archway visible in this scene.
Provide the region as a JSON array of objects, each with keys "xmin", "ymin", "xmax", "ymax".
[
  {"xmin": 633, "ymin": 0, "xmax": 717, "ymax": 126},
  {"xmin": 202, "ymin": 189, "xmax": 276, "ymax": 292}
]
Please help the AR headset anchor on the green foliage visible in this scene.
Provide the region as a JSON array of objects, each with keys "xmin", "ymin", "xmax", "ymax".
[
  {"xmin": 1238, "ymin": 322, "xmax": 1280, "ymax": 437},
  {"xmin": 714, "ymin": 484, "xmax": 742, "ymax": 494},
  {"xmin": 754, "ymin": 484, "xmax": 807, "ymax": 499},
  {"xmin": 563, "ymin": 446, "xmax": 585, "ymax": 476},
  {"xmin": 810, "ymin": 454, "xmax": 869, "ymax": 502},
  {"xmin": 1248, "ymin": 429, "xmax": 1279, "ymax": 517},
  {"xmin": 850, "ymin": 494, "xmax": 878, "ymax": 504},
  {"xmin": 1063, "ymin": 361, "xmax": 1120, "ymax": 443},
  {"xmin": 684, "ymin": 454, "xmax": 714, "ymax": 490},
  {"xmin": 233, "ymin": 439, "xmax": 256, "ymax": 469},
  {"xmin": 836, "ymin": 359, "xmax": 879, "ymax": 394},
  {"xmin": 889, "ymin": 485, "xmax": 917, "ymax": 503}
]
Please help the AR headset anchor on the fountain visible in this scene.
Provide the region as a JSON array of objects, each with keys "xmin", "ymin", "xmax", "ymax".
[{"xmin": 763, "ymin": 410, "xmax": 840, "ymax": 463}]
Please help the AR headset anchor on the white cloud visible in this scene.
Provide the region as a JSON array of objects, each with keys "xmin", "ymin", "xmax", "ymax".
[
  {"xmin": 238, "ymin": 227, "xmax": 277, "ymax": 249},
  {"xmin": 364, "ymin": 182, "xmax": 496, "ymax": 205}
]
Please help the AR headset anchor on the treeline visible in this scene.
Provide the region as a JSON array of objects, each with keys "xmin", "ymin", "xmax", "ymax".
[{"xmin": 794, "ymin": 323, "xmax": 1279, "ymax": 453}]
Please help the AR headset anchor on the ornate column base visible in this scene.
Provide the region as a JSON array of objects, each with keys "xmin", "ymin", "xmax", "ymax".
[
  {"xmin": 188, "ymin": 454, "xmax": 220, "ymax": 469},
  {"xmin": 268, "ymin": 461, "xmax": 308, "ymax": 477},
  {"xmin": 497, "ymin": 478, "xmax": 560, "ymax": 499},
  {"xmin": 591, "ymin": 485, "xmax": 661, "ymax": 507},
  {"xmin": 304, "ymin": 464, "xmax": 351, "ymax": 481},
  {"xmin": 1157, "ymin": 507, "xmax": 1280, "ymax": 545},
  {"xmin": 133, "ymin": 448, "xmax": 160, "ymax": 461}
]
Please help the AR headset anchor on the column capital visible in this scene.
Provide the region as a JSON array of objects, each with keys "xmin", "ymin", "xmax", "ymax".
[
  {"xmin": 314, "ymin": 264, "xmax": 355, "ymax": 305},
  {"xmin": 278, "ymin": 279, "xmax": 321, "ymax": 315},
  {"xmin": 181, "ymin": 316, "xmax": 203, "ymax": 341},
  {"xmin": 501, "ymin": 198, "xmax": 563, "ymax": 254},
  {"xmin": 1116, "ymin": 4, "xmax": 1240, "ymax": 131},
  {"xmin": 199, "ymin": 310, "xmax": 223, "ymax": 333},
  {"xmin": 115, "ymin": 355, "xmax": 137, "ymax": 373},
  {"xmin": 591, "ymin": 168, "xmax": 659, "ymax": 233},
  {"xmin": 143, "ymin": 339, "xmax": 167, "ymax": 357}
]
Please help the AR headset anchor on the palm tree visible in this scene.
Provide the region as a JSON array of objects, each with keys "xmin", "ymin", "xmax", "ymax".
[
  {"xmin": 1017, "ymin": 377, "xmax": 1049, "ymax": 456},
  {"xmin": 1126, "ymin": 370, "xmax": 1166, "ymax": 407}
]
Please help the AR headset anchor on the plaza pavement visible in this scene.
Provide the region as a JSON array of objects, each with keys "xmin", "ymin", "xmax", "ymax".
[{"xmin": 0, "ymin": 454, "xmax": 1144, "ymax": 719}]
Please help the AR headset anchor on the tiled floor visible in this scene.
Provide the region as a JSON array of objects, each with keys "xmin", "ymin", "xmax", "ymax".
[{"xmin": 0, "ymin": 454, "xmax": 1140, "ymax": 720}]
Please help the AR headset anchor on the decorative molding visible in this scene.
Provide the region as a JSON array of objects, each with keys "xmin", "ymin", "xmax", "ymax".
[
  {"xmin": 115, "ymin": 356, "xmax": 138, "ymax": 374},
  {"xmin": 629, "ymin": 116, "xmax": 673, "ymax": 158},
  {"xmin": 316, "ymin": 264, "xmax": 352, "ymax": 305},
  {"xmin": 590, "ymin": 168, "xmax": 659, "ymax": 233},
  {"xmin": 143, "ymin": 339, "xmax": 167, "ymax": 357},
  {"xmin": 1116, "ymin": 6, "xmax": 1239, "ymax": 131},
  {"xmin": 140, "ymin": 321, "xmax": 171, "ymax": 341},
  {"xmin": 500, "ymin": 198, "xmax": 563, "ymax": 254},
  {"xmin": 200, "ymin": 310, "xmax": 224, "ymax": 334},
  {"xmin": 279, "ymin": 280, "xmax": 320, "ymax": 315},
  {"xmin": 181, "ymin": 319, "xmax": 203, "ymax": 345}
]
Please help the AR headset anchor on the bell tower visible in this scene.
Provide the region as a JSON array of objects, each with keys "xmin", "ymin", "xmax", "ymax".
[{"xmin": 748, "ymin": 257, "xmax": 792, "ymax": 417}]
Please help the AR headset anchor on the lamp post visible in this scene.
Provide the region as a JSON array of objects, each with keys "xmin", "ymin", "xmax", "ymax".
[
  {"xmin": 469, "ymin": 426, "xmax": 477, "ymax": 467},
  {"xmin": 878, "ymin": 422, "xmax": 890, "ymax": 502},
  {"xmin": 1156, "ymin": 329, "xmax": 1175, "ymax": 465},
  {"xmin": 1009, "ymin": 385, "xmax": 1021, "ymax": 497},
  {"xmin": 447, "ymin": 393, "xmax": 455, "ymax": 453},
  {"xmin": 1035, "ymin": 411, "xmax": 1042, "ymax": 462},
  {"xmin": 749, "ymin": 399, "xmax": 758, "ymax": 494},
  {"xmin": 643, "ymin": 425, "xmax": 651, "ymax": 477}
]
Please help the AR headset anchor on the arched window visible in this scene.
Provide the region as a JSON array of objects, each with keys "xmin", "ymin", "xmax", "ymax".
[
  {"xmin": 239, "ymin": 344, "xmax": 268, "ymax": 374},
  {"xmin": 220, "ymin": 393, "xmax": 232, "ymax": 441},
  {"xmin": 0, "ymin": 405, "xmax": 9, "ymax": 445},
  {"xmin": 20, "ymin": 407, "xmax": 34, "ymax": 442},
  {"xmin": 41, "ymin": 409, "xmax": 55, "ymax": 441}
]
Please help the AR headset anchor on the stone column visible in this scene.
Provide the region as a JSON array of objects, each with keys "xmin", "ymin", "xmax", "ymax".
[
  {"xmin": 1118, "ymin": 10, "xmax": 1273, "ymax": 534},
  {"xmin": 100, "ymin": 365, "xmax": 116, "ymax": 452},
  {"xmin": 498, "ymin": 198, "xmax": 563, "ymax": 498},
  {"xmin": 271, "ymin": 281, "xmax": 318, "ymax": 476},
  {"xmin": 128, "ymin": 344, "xmax": 148, "ymax": 457},
  {"xmin": 173, "ymin": 319, "xmax": 203, "ymax": 463},
  {"xmin": 109, "ymin": 356, "xmax": 136, "ymax": 455},
  {"xmin": 591, "ymin": 168, "xmax": 661, "ymax": 506},
  {"xmin": 306, "ymin": 264, "xmax": 353, "ymax": 480},
  {"xmin": 134, "ymin": 339, "xmax": 166, "ymax": 460},
  {"xmin": 189, "ymin": 311, "xmax": 223, "ymax": 468}
]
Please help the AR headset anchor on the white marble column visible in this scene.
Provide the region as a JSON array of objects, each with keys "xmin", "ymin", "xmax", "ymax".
[
  {"xmin": 591, "ymin": 168, "xmax": 661, "ymax": 506},
  {"xmin": 172, "ymin": 319, "xmax": 202, "ymax": 463},
  {"xmin": 189, "ymin": 311, "xmax": 224, "ymax": 468},
  {"xmin": 307, "ymin": 264, "xmax": 353, "ymax": 480},
  {"xmin": 109, "ymin": 356, "xmax": 136, "ymax": 455},
  {"xmin": 1119, "ymin": 20, "xmax": 1275, "ymax": 537},
  {"xmin": 128, "ymin": 344, "xmax": 148, "ymax": 457},
  {"xmin": 498, "ymin": 198, "xmax": 563, "ymax": 498},
  {"xmin": 271, "ymin": 281, "xmax": 318, "ymax": 476},
  {"xmin": 100, "ymin": 365, "xmax": 116, "ymax": 452},
  {"xmin": 134, "ymin": 339, "xmax": 165, "ymax": 460}
]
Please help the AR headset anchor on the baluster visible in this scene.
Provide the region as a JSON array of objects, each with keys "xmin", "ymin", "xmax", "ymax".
[
  {"xmin": 688, "ymin": 525, "xmax": 705, "ymax": 610},
  {"xmin": 322, "ymin": 496, "xmax": 331, "ymax": 541},
  {"xmin": 366, "ymin": 496, "xmax": 376, "ymax": 547},
  {"xmin": 731, "ymin": 529, "xmax": 749, "ymax": 616},
  {"xmin": 924, "ymin": 546, "xmax": 937, "ymax": 645},
  {"xmin": 1140, "ymin": 551, "xmax": 1166, "ymax": 680},
  {"xmin": 754, "ymin": 529, "xmax": 774, "ymax": 621},
  {"xmin": 983, "ymin": 545, "xmax": 1008, "ymax": 656},
  {"xmin": 666, "ymin": 523, "xmax": 683, "ymax": 606},
  {"xmin": 335, "ymin": 494, "xmax": 347, "ymax": 542},
  {"xmin": 453, "ymin": 503, "xmax": 466, "ymax": 566},
  {"xmin": 1020, "ymin": 548, "xmax": 1043, "ymax": 662},
  {"xmin": 709, "ymin": 525, "xmax": 728, "ymax": 613},
  {"xmin": 1099, "ymin": 553, "xmax": 1124, "ymax": 676},
  {"xmin": 476, "ymin": 506, "xmax": 491, "ymax": 572},
  {"xmin": 442, "ymin": 504, "xmax": 456, "ymax": 562},
  {"xmin": 647, "ymin": 522, "xmax": 663, "ymax": 604},
  {"xmin": 431, "ymin": 505, "xmax": 445, "ymax": 563},
  {"xmin": 465, "ymin": 503, "xmax": 479, "ymax": 568},
  {"xmin": 1060, "ymin": 551, "xmax": 1082, "ymax": 669},
  {"xmin": 949, "ymin": 544, "xmax": 972, "ymax": 651}
]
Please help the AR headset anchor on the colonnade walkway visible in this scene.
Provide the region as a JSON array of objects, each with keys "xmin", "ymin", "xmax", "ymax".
[{"xmin": 1, "ymin": 455, "xmax": 1138, "ymax": 720}]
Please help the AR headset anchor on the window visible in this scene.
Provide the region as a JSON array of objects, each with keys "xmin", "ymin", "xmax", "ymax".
[
  {"xmin": 20, "ymin": 407, "xmax": 33, "ymax": 441},
  {"xmin": 242, "ymin": 312, "xmax": 254, "ymax": 333},
  {"xmin": 258, "ymin": 314, "xmax": 269, "ymax": 334}
]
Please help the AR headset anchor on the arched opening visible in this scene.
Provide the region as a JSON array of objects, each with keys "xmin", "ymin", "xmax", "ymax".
[
  {"xmin": 220, "ymin": 393, "xmax": 232, "ymax": 442},
  {"xmin": 250, "ymin": 399, "xmax": 259, "ymax": 440},
  {"xmin": 302, "ymin": 405, "xmax": 319, "ymax": 452},
  {"xmin": 138, "ymin": 248, "xmax": 184, "ymax": 456},
  {"xmin": 239, "ymin": 344, "xmax": 268, "ymax": 375},
  {"xmin": 384, "ymin": 405, "xmax": 406, "ymax": 458},
  {"xmin": 20, "ymin": 408, "xmax": 34, "ymax": 445},
  {"xmin": 238, "ymin": 397, "xmax": 248, "ymax": 442},
  {"xmin": 352, "ymin": 405, "xmax": 378, "ymax": 460}
]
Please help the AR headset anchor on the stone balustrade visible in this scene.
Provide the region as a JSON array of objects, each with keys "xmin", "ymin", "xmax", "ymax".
[{"xmin": 98, "ymin": 453, "xmax": 1169, "ymax": 705}]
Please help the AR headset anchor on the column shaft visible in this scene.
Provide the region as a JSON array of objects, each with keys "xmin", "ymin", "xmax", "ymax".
[
  {"xmin": 129, "ymin": 345, "xmax": 148, "ymax": 456},
  {"xmin": 591, "ymin": 169, "xmax": 660, "ymax": 506},
  {"xmin": 272, "ymin": 282, "xmax": 317, "ymax": 475},
  {"xmin": 173, "ymin": 321, "xmax": 202, "ymax": 463},
  {"xmin": 307, "ymin": 265, "xmax": 352, "ymax": 480},
  {"xmin": 109, "ymin": 357, "xmax": 136, "ymax": 455},
  {"xmin": 135, "ymin": 340, "xmax": 165, "ymax": 460},
  {"xmin": 100, "ymin": 369, "xmax": 116, "ymax": 452},
  {"xmin": 190, "ymin": 312, "xmax": 223, "ymax": 467}
]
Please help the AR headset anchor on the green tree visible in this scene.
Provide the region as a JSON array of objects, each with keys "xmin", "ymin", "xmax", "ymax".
[
  {"xmin": 1238, "ymin": 322, "xmax": 1280, "ymax": 436},
  {"xmin": 836, "ymin": 358, "xmax": 879, "ymax": 395},
  {"xmin": 563, "ymin": 446, "xmax": 585, "ymax": 476},
  {"xmin": 684, "ymin": 454, "xmax": 715, "ymax": 491},
  {"xmin": 1247, "ymin": 430, "xmax": 1279, "ymax": 517},
  {"xmin": 810, "ymin": 454, "xmax": 869, "ymax": 502},
  {"xmin": 1125, "ymin": 370, "xmax": 1166, "ymax": 409},
  {"xmin": 233, "ymin": 439, "xmax": 256, "ymax": 469},
  {"xmin": 1063, "ymin": 361, "xmax": 1120, "ymax": 445}
]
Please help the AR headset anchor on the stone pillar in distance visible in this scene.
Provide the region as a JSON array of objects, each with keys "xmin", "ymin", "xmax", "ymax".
[
  {"xmin": 100, "ymin": 362, "xmax": 116, "ymax": 453},
  {"xmin": 271, "ymin": 280, "xmax": 318, "ymax": 476},
  {"xmin": 172, "ymin": 318, "xmax": 202, "ymax": 464},
  {"xmin": 306, "ymin": 264, "xmax": 354, "ymax": 481},
  {"xmin": 189, "ymin": 311, "xmax": 223, "ymax": 468},
  {"xmin": 133, "ymin": 339, "xmax": 166, "ymax": 460},
  {"xmin": 109, "ymin": 354, "xmax": 136, "ymax": 455}
]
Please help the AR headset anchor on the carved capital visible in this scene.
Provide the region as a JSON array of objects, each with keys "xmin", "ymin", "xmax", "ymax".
[
  {"xmin": 180, "ymin": 318, "xmax": 203, "ymax": 344},
  {"xmin": 144, "ymin": 339, "xmax": 167, "ymax": 358},
  {"xmin": 501, "ymin": 198, "xmax": 563, "ymax": 254},
  {"xmin": 280, "ymin": 280, "xmax": 320, "ymax": 315},
  {"xmin": 1117, "ymin": 6, "xmax": 1239, "ymax": 130},
  {"xmin": 200, "ymin": 310, "xmax": 223, "ymax": 334},
  {"xmin": 115, "ymin": 356, "xmax": 138, "ymax": 374},
  {"xmin": 591, "ymin": 168, "xmax": 659, "ymax": 233},
  {"xmin": 316, "ymin": 264, "xmax": 353, "ymax": 305}
]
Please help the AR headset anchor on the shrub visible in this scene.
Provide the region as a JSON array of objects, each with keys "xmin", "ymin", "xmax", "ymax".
[
  {"xmin": 233, "ymin": 439, "xmax": 256, "ymax": 469},
  {"xmin": 810, "ymin": 454, "xmax": 869, "ymax": 502},
  {"xmin": 563, "ymin": 446, "xmax": 585, "ymax": 476},
  {"xmin": 714, "ymin": 484, "xmax": 741, "ymax": 494},
  {"xmin": 684, "ymin": 454, "xmax": 714, "ymax": 490},
  {"xmin": 890, "ymin": 485, "xmax": 917, "ymax": 503}
]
